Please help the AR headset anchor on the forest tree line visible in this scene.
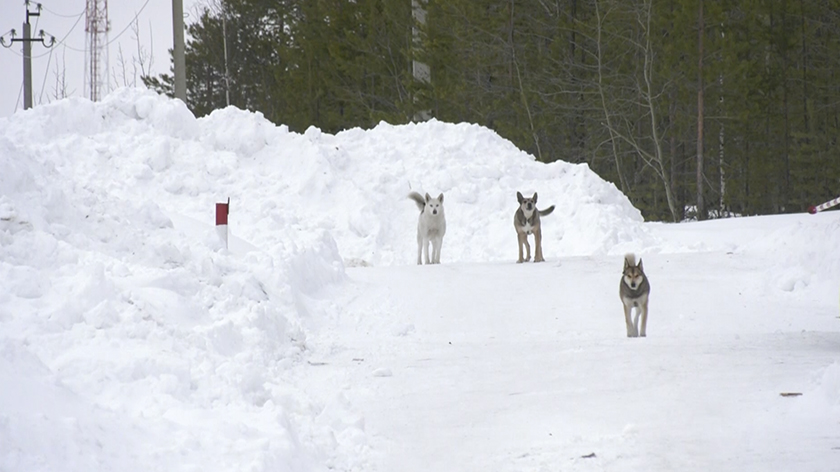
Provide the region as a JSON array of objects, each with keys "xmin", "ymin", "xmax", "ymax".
[{"xmin": 144, "ymin": 0, "xmax": 840, "ymax": 221}]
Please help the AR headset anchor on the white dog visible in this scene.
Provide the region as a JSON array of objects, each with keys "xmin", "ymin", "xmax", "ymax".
[{"xmin": 408, "ymin": 191, "xmax": 446, "ymax": 265}]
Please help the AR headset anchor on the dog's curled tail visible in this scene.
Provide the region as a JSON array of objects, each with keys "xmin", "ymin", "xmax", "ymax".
[
  {"xmin": 407, "ymin": 191, "xmax": 426, "ymax": 212},
  {"xmin": 624, "ymin": 253, "xmax": 637, "ymax": 266},
  {"xmin": 539, "ymin": 205, "xmax": 556, "ymax": 217}
]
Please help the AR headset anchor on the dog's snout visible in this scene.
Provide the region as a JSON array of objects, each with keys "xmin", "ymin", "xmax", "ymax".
[{"xmin": 432, "ymin": 209, "xmax": 438, "ymax": 215}]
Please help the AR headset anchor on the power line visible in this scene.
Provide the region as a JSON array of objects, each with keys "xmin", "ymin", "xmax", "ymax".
[
  {"xmin": 5, "ymin": 0, "xmax": 160, "ymax": 57},
  {"xmin": 3, "ymin": 10, "xmax": 86, "ymax": 58},
  {"xmin": 41, "ymin": 6, "xmax": 86, "ymax": 18},
  {"xmin": 38, "ymin": 41, "xmax": 55, "ymax": 104},
  {"xmin": 3, "ymin": 0, "xmax": 165, "ymax": 110},
  {"xmin": 2, "ymin": 2, "xmax": 56, "ymax": 109},
  {"xmin": 105, "ymin": 0, "xmax": 152, "ymax": 47},
  {"xmin": 51, "ymin": 0, "xmax": 154, "ymax": 53},
  {"xmin": 48, "ymin": 9, "xmax": 87, "ymax": 53},
  {"xmin": 14, "ymin": 82, "xmax": 23, "ymax": 113}
]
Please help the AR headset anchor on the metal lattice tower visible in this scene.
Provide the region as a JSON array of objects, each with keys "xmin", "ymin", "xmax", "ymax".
[{"xmin": 85, "ymin": 0, "xmax": 110, "ymax": 102}]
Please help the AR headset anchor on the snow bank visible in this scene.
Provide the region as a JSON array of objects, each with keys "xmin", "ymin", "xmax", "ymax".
[
  {"xmin": 740, "ymin": 213, "xmax": 840, "ymax": 293},
  {"xmin": 6, "ymin": 88, "xmax": 651, "ymax": 267},
  {"xmin": 0, "ymin": 90, "xmax": 353, "ymax": 471}
]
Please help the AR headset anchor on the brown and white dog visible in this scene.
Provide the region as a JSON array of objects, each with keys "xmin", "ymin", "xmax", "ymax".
[
  {"xmin": 619, "ymin": 253, "xmax": 650, "ymax": 337},
  {"xmin": 513, "ymin": 191, "xmax": 555, "ymax": 263}
]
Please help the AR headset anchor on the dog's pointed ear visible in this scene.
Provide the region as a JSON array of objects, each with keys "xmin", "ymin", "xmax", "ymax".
[
  {"xmin": 438, "ymin": 193, "xmax": 444, "ymax": 203},
  {"xmin": 425, "ymin": 193, "xmax": 431, "ymax": 202},
  {"xmin": 638, "ymin": 258, "xmax": 644, "ymax": 271},
  {"xmin": 516, "ymin": 191, "xmax": 524, "ymax": 203},
  {"xmin": 532, "ymin": 192, "xmax": 538, "ymax": 203},
  {"xmin": 624, "ymin": 257, "xmax": 631, "ymax": 270}
]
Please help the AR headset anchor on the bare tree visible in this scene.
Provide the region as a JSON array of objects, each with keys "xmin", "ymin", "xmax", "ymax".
[
  {"xmin": 111, "ymin": 18, "xmax": 154, "ymax": 89},
  {"xmin": 593, "ymin": 0, "xmax": 629, "ymax": 194},
  {"xmin": 113, "ymin": 44, "xmax": 132, "ymax": 87},
  {"xmin": 508, "ymin": 0, "xmax": 541, "ymax": 160},
  {"xmin": 594, "ymin": 0, "xmax": 679, "ymax": 221},
  {"xmin": 51, "ymin": 46, "xmax": 73, "ymax": 101}
]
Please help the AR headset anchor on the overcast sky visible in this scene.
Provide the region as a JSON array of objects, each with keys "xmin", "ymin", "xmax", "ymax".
[{"xmin": 0, "ymin": 0, "xmax": 202, "ymax": 118}]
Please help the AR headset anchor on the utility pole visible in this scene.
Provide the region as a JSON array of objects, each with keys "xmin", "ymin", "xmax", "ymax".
[
  {"xmin": 172, "ymin": 0, "xmax": 187, "ymax": 101},
  {"xmin": 222, "ymin": 12, "xmax": 230, "ymax": 106},
  {"xmin": 0, "ymin": 1, "xmax": 55, "ymax": 110}
]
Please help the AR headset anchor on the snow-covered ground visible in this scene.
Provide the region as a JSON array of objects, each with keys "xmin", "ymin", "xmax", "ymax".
[{"xmin": 1, "ymin": 88, "xmax": 838, "ymax": 472}]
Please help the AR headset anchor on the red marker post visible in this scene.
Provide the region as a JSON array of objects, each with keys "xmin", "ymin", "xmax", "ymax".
[
  {"xmin": 216, "ymin": 198, "xmax": 230, "ymax": 249},
  {"xmin": 808, "ymin": 195, "xmax": 840, "ymax": 214}
]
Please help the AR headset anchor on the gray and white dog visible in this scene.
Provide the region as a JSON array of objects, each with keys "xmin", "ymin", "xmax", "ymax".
[
  {"xmin": 408, "ymin": 191, "xmax": 446, "ymax": 265},
  {"xmin": 619, "ymin": 253, "xmax": 650, "ymax": 337},
  {"xmin": 513, "ymin": 191, "xmax": 555, "ymax": 263}
]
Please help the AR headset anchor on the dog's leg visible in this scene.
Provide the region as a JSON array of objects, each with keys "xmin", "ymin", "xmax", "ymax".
[
  {"xmin": 534, "ymin": 228, "xmax": 544, "ymax": 262},
  {"xmin": 639, "ymin": 301, "xmax": 648, "ymax": 337},
  {"xmin": 517, "ymin": 232, "xmax": 526, "ymax": 263},
  {"xmin": 423, "ymin": 238, "xmax": 431, "ymax": 265},
  {"xmin": 633, "ymin": 310, "xmax": 641, "ymax": 336},
  {"xmin": 431, "ymin": 236, "xmax": 442, "ymax": 264},
  {"xmin": 623, "ymin": 304, "xmax": 638, "ymax": 337},
  {"xmin": 523, "ymin": 235, "xmax": 531, "ymax": 262},
  {"xmin": 416, "ymin": 235, "xmax": 423, "ymax": 265}
]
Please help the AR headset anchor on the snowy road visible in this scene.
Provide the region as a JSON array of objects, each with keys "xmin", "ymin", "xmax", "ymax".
[{"xmin": 304, "ymin": 249, "xmax": 840, "ymax": 472}]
